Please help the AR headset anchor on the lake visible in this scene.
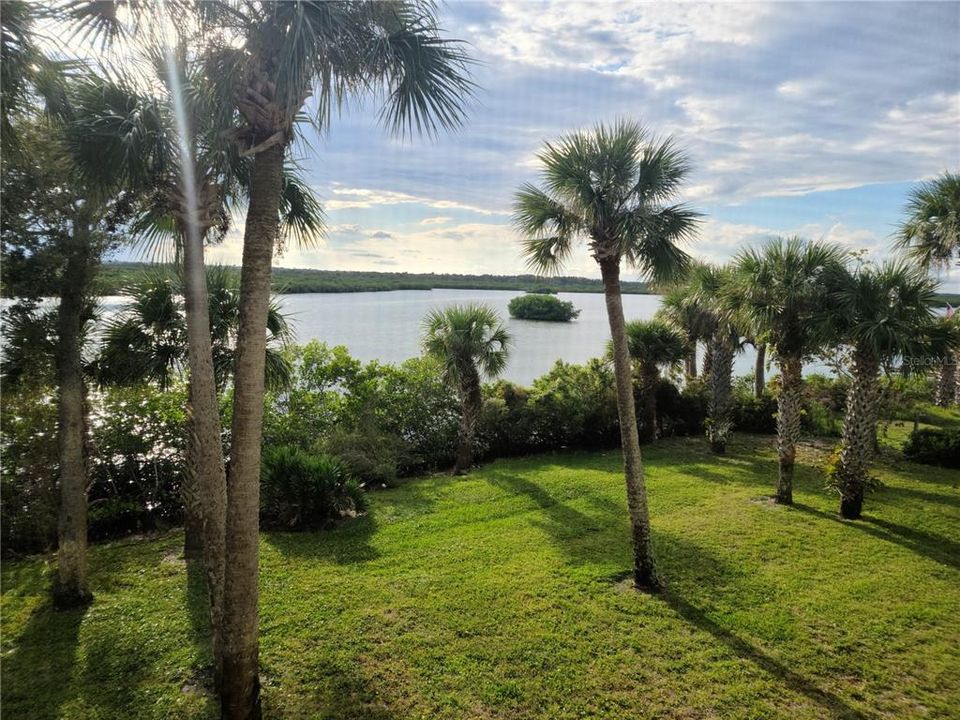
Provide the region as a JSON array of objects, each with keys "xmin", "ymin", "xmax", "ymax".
[{"xmin": 277, "ymin": 289, "xmax": 765, "ymax": 386}]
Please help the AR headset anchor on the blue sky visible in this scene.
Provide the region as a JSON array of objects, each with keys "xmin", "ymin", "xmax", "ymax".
[{"xmin": 195, "ymin": 1, "xmax": 959, "ymax": 289}]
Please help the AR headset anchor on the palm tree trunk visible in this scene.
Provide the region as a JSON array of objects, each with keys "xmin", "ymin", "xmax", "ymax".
[
  {"xmin": 181, "ymin": 226, "xmax": 228, "ymax": 688},
  {"xmin": 53, "ymin": 213, "xmax": 94, "ymax": 608},
  {"xmin": 599, "ymin": 258, "xmax": 661, "ymax": 592},
  {"xmin": 702, "ymin": 338, "xmax": 713, "ymax": 378},
  {"xmin": 708, "ymin": 332, "xmax": 734, "ymax": 454},
  {"xmin": 775, "ymin": 356, "xmax": 803, "ymax": 504},
  {"xmin": 453, "ymin": 367, "xmax": 482, "ymax": 475},
  {"xmin": 834, "ymin": 348, "xmax": 880, "ymax": 519},
  {"xmin": 934, "ymin": 355, "xmax": 955, "ymax": 407},
  {"xmin": 953, "ymin": 350, "xmax": 960, "ymax": 406},
  {"xmin": 222, "ymin": 143, "xmax": 285, "ymax": 720},
  {"xmin": 684, "ymin": 345, "xmax": 697, "ymax": 380},
  {"xmin": 754, "ymin": 343, "xmax": 766, "ymax": 398},
  {"xmin": 637, "ymin": 365, "xmax": 659, "ymax": 444}
]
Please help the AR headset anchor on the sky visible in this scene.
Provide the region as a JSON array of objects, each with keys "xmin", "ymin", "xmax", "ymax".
[{"xmin": 169, "ymin": 2, "xmax": 958, "ymax": 288}]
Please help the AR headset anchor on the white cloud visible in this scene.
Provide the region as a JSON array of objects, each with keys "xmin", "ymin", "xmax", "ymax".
[{"xmin": 324, "ymin": 186, "xmax": 507, "ymax": 216}]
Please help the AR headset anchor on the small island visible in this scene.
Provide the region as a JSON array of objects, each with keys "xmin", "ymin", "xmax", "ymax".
[{"xmin": 508, "ymin": 293, "xmax": 581, "ymax": 322}]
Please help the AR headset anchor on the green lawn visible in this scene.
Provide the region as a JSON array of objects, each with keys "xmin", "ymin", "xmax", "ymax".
[{"xmin": 3, "ymin": 435, "xmax": 959, "ymax": 719}]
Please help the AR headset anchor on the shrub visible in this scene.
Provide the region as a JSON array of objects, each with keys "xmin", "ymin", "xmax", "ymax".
[
  {"xmin": 903, "ymin": 428, "xmax": 960, "ymax": 468},
  {"xmin": 323, "ymin": 418, "xmax": 407, "ymax": 488},
  {"xmin": 655, "ymin": 379, "xmax": 707, "ymax": 437},
  {"xmin": 733, "ymin": 392, "xmax": 779, "ymax": 434},
  {"xmin": 1, "ymin": 383, "xmax": 187, "ymax": 554},
  {"xmin": 507, "ymin": 294, "xmax": 580, "ymax": 322},
  {"xmin": 260, "ymin": 446, "xmax": 368, "ymax": 530}
]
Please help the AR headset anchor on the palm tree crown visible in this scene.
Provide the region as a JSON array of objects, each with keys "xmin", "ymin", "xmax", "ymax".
[
  {"xmin": 897, "ymin": 172, "xmax": 960, "ymax": 270},
  {"xmin": 831, "ymin": 260, "xmax": 939, "ymax": 362},
  {"xmin": 619, "ymin": 319, "xmax": 688, "ymax": 373},
  {"xmin": 513, "ymin": 120, "xmax": 699, "ymax": 281},
  {"xmin": 728, "ymin": 236, "xmax": 848, "ymax": 360},
  {"xmin": 422, "ymin": 304, "xmax": 511, "ymax": 384}
]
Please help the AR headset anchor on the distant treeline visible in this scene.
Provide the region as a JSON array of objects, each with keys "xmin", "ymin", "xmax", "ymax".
[{"xmin": 91, "ymin": 263, "xmax": 654, "ymax": 295}]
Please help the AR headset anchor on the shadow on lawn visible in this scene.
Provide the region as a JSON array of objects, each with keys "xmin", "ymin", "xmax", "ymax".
[
  {"xmin": 265, "ymin": 513, "xmax": 380, "ymax": 564},
  {"xmin": 661, "ymin": 591, "xmax": 869, "ymax": 720},
  {"xmin": 651, "ymin": 533, "xmax": 870, "ymax": 720},
  {"xmin": 792, "ymin": 503, "xmax": 960, "ymax": 572},
  {"xmin": 484, "ymin": 469, "xmax": 625, "ymax": 566},
  {"xmin": 1, "ymin": 601, "xmax": 86, "ymax": 720}
]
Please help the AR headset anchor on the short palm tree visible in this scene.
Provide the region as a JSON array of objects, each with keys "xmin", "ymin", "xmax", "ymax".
[
  {"xmin": 728, "ymin": 237, "xmax": 848, "ymax": 504},
  {"xmin": 687, "ymin": 263, "xmax": 743, "ymax": 454},
  {"xmin": 932, "ymin": 312, "xmax": 960, "ymax": 407},
  {"xmin": 617, "ymin": 319, "xmax": 687, "ymax": 443},
  {"xmin": 827, "ymin": 261, "xmax": 939, "ymax": 518},
  {"xmin": 657, "ymin": 286, "xmax": 710, "ymax": 380},
  {"xmin": 514, "ymin": 120, "xmax": 699, "ymax": 590},
  {"xmin": 422, "ymin": 304, "xmax": 510, "ymax": 475},
  {"xmin": 896, "ymin": 173, "xmax": 960, "ymax": 405},
  {"xmin": 98, "ymin": 269, "xmax": 293, "ymax": 392}
]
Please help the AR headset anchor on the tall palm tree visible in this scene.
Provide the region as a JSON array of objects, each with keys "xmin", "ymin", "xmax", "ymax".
[
  {"xmin": 422, "ymin": 304, "xmax": 510, "ymax": 474},
  {"xmin": 199, "ymin": 5, "xmax": 474, "ymax": 714},
  {"xmin": 827, "ymin": 261, "xmax": 939, "ymax": 519},
  {"xmin": 514, "ymin": 120, "xmax": 699, "ymax": 590},
  {"xmin": 728, "ymin": 237, "xmax": 847, "ymax": 504},
  {"xmin": 616, "ymin": 320, "xmax": 687, "ymax": 443},
  {"xmin": 68, "ymin": 49, "xmax": 320, "ymax": 689}
]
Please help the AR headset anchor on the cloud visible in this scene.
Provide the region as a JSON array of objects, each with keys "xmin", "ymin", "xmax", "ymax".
[
  {"xmin": 324, "ymin": 186, "xmax": 507, "ymax": 216},
  {"xmin": 420, "ymin": 216, "xmax": 453, "ymax": 226}
]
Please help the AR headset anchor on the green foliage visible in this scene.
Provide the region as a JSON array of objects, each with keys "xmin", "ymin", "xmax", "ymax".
[
  {"xmin": 903, "ymin": 428, "xmax": 960, "ymax": 468},
  {"xmin": 422, "ymin": 304, "xmax": 511, "ymax": 384},
  {"xmin": 260, "ymin": 446, "xmax": 367, "ymax": 530},
  {"xmin": 514, "ymin": 119, "xmax": 697, "ymax": 281},
  {"xmin": 79, "ymin": 263, "xmax": 655, "ymax": 297},
  {"xmin": 620, "ymin": 319, "xmax": 689, "ymax": 372},
  {"xmin": 1, "ymin": 383, "xmax": 189, "ymax": 553},
  {"xmin": 4, "ymin": 442, "xmax": 959, "ymax": 718},
  {"xmin": 508, "ymin": 294, "xmax": 580, "ymax": 322},
  {"xmin": 897, "ymin": 172, "xmax": 960, "ymax": 270}
]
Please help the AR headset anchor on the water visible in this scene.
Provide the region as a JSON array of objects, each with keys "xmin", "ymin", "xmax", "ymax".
[{"xmin": 278, "ymin": 289, "xmax": 765, "ymax": 386}]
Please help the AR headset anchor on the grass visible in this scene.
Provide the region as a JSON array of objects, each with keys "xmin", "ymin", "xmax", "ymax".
[{"xmin": 3, "ymin": 435, "xmax": 959, "ymax": 719}]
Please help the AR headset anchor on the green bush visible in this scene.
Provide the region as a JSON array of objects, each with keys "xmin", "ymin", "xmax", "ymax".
[
  {"xmin": 260, "ymin": 446, "xmax": 368, "ymax": 530},
  {"xmin": 655, "ymin": 379, "xmax": 707, "ymax": 437},
  {"xmin": 732, "ymin": 392, "xmax": 778, "ymax": 434},
  {"xmin": 507, "ymin": 294, "xmax": 580, "ymax": 322},
  {"xmin": 1, "ymin": 383, "xmax": 187, "ymax": 554},
  {"xmin": 903, "ymin": 428, "xmax": 960, "ymax": 468}
]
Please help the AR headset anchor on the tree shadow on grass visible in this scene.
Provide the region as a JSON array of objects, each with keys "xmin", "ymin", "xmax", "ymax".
[
  {"xmin": 483, "ymin": 469, "xmax": 627, "ymax": 567},
  {"xmin": 660, "ymin": 591, "xmax": 869, "ymax": 720},
  {"xmin": 1, "ymin": 601, "xmax": 86, "ymax": 720},
  {"xmin": 881, "ymin": 483, "xmax": 960, "ymax": 510},
  {"xmin": 649, "ymin": 533, "xmax": 870, "ymax": 720},
  {"xmin": 792, "ymin": 503, "xmax": 960, "ymax": 572},
  {"xmin": 264, "ymin": 513, "xmax": 380, "ymax": 564}
]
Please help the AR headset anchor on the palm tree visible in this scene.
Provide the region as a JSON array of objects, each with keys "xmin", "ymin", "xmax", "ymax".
[
  {"xmin": 897, "ymin": 172, "xmax": 960, "ymax": 270},
  {"xmin": 422, "ymin": 304, "xmax": 510, "ymax": 474},
  {"xmin": 616, "ymin": 320, "xmax": 687, "ymax": 443},
  {"xmin": 98, "ymin": 269, "xmax": 293, "ymax": 392},
  {"xmin": 68, "ymin": 49, "xmax": 319, "ymax": 689},
  {"xmin": 827, "ymin": 261, "xmax": 939, "ymax": 518},
  {"xmin": 199, "ymin": 5, "xmax": 474, "ymax": 714},
  {"xmin": 896, "ymin": 173, "xmax": 960, "ymax": 405},
  {"xmin": 514, "ymin": 120, "xmax": 699, "ymax": 590},
  {"xmin": 657, "ymin": 286, "xmax": 710, "ymax": 380},
  {"xmin": 728, "ymin": 237, "xmax": 847, "ymax": 504},
  {"xmin": 686, "ymin": 263, "xmax": 743, "ymax": 454},
  {"xmin": 930, "ymin": 312, "xmax": 960, "ymax": 408}
]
